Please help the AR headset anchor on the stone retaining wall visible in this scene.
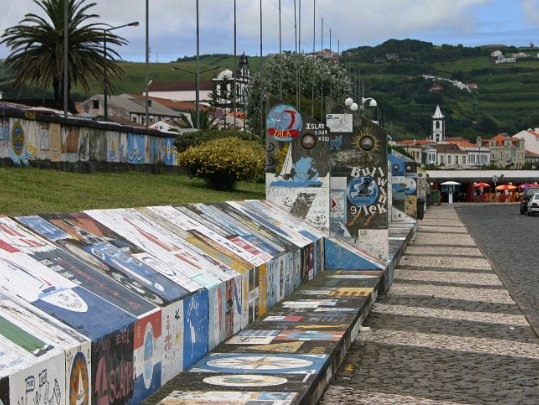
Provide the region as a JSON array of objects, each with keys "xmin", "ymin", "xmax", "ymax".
[{"xmin": 0, "ymin": 110, "xmax": 177, "ymax": 172}]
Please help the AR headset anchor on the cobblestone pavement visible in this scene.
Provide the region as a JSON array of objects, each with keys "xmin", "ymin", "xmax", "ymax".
[
  {"xmin": 320, "ymin": 205, "xmax": 539, "ymax": 405},
  {"xmin": 456, "ymin": 204, "xmax": 539, "ymax": 336}
]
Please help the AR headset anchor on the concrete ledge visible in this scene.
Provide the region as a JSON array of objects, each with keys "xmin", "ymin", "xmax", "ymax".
[
  {"xmin": 144, "ymin": 270, "xmax": 385, "ymax": 405},
  {"xmin": 144, "ymin": 226, "xmax": 414, "ymax": 404}
]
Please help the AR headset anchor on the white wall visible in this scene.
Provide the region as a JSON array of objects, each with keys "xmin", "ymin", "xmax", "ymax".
[
  {"xmin": 514, "ymin": 131, "xmax": 539, "ymax": 155},
  {"xmin": 147, "ymin": 90, "xmax": 212, "ymax": 102}
]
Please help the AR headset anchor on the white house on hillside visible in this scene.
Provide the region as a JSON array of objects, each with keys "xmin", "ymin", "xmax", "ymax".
[{"xmin": 513, "ymin": 129, "xmax": 539, "ymax": 155}]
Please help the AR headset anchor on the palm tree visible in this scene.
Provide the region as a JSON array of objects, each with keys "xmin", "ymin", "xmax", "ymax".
[{"xmin": 1, "ymin": 0, "xmax": 127, "ymax": 111}]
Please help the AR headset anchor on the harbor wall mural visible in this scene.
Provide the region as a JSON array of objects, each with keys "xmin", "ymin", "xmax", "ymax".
[
  {"xmin": 0, "ymin": 112, "xmax": 177, "ymax": 169},
  {"xmin": 0, "ymin": 201, "xmax": 326, "ymax": 405}
]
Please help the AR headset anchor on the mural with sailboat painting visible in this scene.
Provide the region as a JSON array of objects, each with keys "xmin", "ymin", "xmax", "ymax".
[{"xmin": 265, "ymin": 101, "xmax": 331, "ymax": 231}]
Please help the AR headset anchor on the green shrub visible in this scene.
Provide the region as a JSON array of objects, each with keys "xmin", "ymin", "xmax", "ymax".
[
  {"xmin": 174, "ymin": 130, "xmax": 259, "ymax": 152},
  {"xmin": 178, "ymin": 137, "xmax": 265, "ymax": 190}
]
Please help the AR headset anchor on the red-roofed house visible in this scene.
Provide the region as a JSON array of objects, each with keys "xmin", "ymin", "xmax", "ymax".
[
  {"xmin": 444, "ymin": 138, "xmax": 490, "ymax": 167},
  {"xmin": 147, "ymin": 80, "xmax": 215, "ymax": 102},
  {"xmin": 480, "ymin": 134, "xmax": 525, "ymax": 169},
  {"xmin": 525, "ymin": 150, "xmax": 539, "ymax": 167},
  {"xmin": 396, "ymin": 139, "xmax": 430, "ymax": 162}
]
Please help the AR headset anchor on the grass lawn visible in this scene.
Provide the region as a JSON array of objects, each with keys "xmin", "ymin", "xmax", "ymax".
[{"xmin": 0, "ymin": 167, "xmax": 265, "ymax": 216}]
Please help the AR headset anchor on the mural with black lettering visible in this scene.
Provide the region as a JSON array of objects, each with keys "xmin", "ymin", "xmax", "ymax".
[
  {"xmin": 266, "ymin": 100, "xmax": 331, "ymax": 230},
  {"xmin": 327, "ymin": 106, "xmax": 389, "ymax": 261},
  {"xmin": 91, "ymin": 326, "xmax": 134, "ymax": 405}
]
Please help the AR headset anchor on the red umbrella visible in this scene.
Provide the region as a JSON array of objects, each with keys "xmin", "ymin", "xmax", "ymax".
[
  {"xmin": 496, "ymin": 184, "xmax": 517, "ymax": 191},
  {"xmin": 519, "ymin": 183, "xmax": 539, "ymax": 189},
  {"xmin": 474, "ymin": 182, "xmax": 490, "ymax": 188}
]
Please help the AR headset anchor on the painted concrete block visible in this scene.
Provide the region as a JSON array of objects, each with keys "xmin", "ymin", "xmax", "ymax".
[
  {"xmin": 133, "ymin": 310, "xmax": 162, "ymax": 403},
  {"xmin": 91, "ymin": 326, "xmax": 134, "ymax": 405},
  {"xmin": 265, "ymin": 103, "xmax": 331, "ymax": 232},
  {"xmin": 1, "ymin": 216, "xmax": 157, "ymax": 318},
  {"xmin": 324, "ymin": 238, "xmax": 384, "ymax": 271},
  {"xmin": 183, "ymin": 290, "xmax": 209, "ymax": 369},
  {"xmin": 0, "ymin": 290, "xmax": 91, "ymax": 405}
]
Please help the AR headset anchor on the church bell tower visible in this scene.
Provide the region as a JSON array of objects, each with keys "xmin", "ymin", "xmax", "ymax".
[{"xmin": 432, "ymin": 105, "xmax": 445, "ymax": 143}]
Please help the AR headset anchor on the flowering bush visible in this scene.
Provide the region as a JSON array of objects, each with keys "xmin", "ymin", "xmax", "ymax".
[{"xmin": 178, "ymin": 137, "xmax": 265, "ymax": 190}]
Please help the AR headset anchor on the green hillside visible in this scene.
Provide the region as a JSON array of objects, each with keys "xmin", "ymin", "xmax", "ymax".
[
  {"xmin": 2, "ymin": 39, "xmax": 539, "ymax": 139},
  {"xmin": 344, "ymin": 39, "xmax": 539, "ymax": 140}
]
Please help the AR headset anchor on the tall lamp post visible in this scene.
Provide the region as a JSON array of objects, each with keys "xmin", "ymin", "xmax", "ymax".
[
  {"xmin": 103, "ymin": 21, "xmax": 139, "ymax": 121},
  {"xmin": 63, "ymin": 0, "xmax": 68, "ymax": 117},
  {"xmin": 360, "ymin": 97, "xmax": 377, "ymax": 112},
  {"xmin": 145, "ymin": 0, "xmax": 150, "ymax": 127}
]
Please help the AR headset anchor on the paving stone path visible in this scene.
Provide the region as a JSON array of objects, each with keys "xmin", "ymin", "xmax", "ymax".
[{"xmin": 320, "ymin": 206, "xmax": 539, "ymax": 405}]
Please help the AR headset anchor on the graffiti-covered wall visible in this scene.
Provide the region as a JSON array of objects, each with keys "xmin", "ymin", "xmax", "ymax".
[
  {"xmin": 0, "ymin": 200, "xmax": 325, "ymax": 405},
  {"xmin": 265, "ymin": 102, "xmax": 331, "ymax": 231},
  {"xmin": 389, "ymin": 150, "xmax": 419, "ymax": 222},
  {"xmin": 327, "ymin": 110, "xmax": 389, "ymax": 261},
  {"xmin": 0, "ymin": 110, "xmax": 177, "ymax": 170}
]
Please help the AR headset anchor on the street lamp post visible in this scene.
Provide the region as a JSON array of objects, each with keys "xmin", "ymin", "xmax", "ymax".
[
  {"xmin": 360, "ymin": 97, "xmax": 377, "ymax": 112},
  {"xmin": 196, "ymin": 0, "xmax": 200, "ymax": 130},
  {"xmin": 103, "ymin": 21, "xmax": 139, "ymax": 121},
  {"xmin": 145, "ymin": 0, "xmax": 150, "ymax": 127},
  {"xmin": 63, "ymin": 0, "xmax": 68, "ymax": 118}
]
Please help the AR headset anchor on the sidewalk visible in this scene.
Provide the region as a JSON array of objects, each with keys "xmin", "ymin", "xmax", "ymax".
[{"xmin": 320, "ymin": 206, "xmax": 539, "ymax": 405}]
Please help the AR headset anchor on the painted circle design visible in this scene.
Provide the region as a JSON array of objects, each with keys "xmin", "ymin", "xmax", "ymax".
[
  {"xmin": 143, "ymin": 322, "xmax": 154, "ymax": 389},
  {"xmin": 301, "ymin": 133, "xmax": 317, "ymax": 150},
  {"xmin": 405, "ymin": 177, "xmax": 417, "ymax": 195},
  {"xmin": 203, "ymin": 374, "xmax": 287, "ymax": 387},
  {"xmin": 347, "ymin": 176, "xmax": 379, "ymax": 206},
  {"xmin": 359, "ymin": 135, "xmax": 375, "ymax": 151},
  {"xmin": 207, "ymin": 355, "xmax": 312, "ymax": 370},
  {"xmin": 69, "ymin": 352, "xmax": 89, "ymax": 405},
  {"xmin": 266, "ymin": 105, "xmax": 303, "ymax": 142},
  {"xmin": 11, "ymin": 121, "xmax": 25, "ymax": 156}
]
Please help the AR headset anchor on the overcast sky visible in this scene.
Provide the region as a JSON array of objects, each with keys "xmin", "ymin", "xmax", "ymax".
[{"xmin": 2, "ymin": 0, "xmax": 539, "ymax": 62}]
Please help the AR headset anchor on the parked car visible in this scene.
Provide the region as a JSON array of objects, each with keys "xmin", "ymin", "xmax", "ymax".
[
  {"xmin": 527, "ymin": 193, "xmax": 539, "ymax": 216},
  {"xmin": 520, "ymin": 187, "xmax": 539, "ymax": 214}
]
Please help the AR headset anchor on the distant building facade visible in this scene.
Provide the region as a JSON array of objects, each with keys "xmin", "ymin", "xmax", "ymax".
[
  {"xmin": 78, "ymin": 94, "xmax": 182, "ymax": 126},
  {"xmin": 513, "ymin": 128, "xmax": 539, "ymax": 155},
  {"xmin": 481, "ymin": 134, "xmax": 525, "ymax": 169}
]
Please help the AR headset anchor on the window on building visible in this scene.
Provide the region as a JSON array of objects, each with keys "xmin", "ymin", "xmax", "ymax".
[
  {"xmin": 448, "ymin": 155, "xmax": 452, "ymax": 164},
  {"xmin": 92, "ymin": 99, "xmax": 99, "ymax": 109},
  {"xmin": 456, "ymin": 156, "xmax": 459, "ymax": 165}
]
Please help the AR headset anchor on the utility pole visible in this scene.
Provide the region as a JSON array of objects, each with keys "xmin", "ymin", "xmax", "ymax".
[
  {"xmin": 312, "ymin": 0, "xmax": 315, "ymax": 118},
  {"xmin": 63, "ymin": 0, "xmax": 68, "ymax": 117},
  {"xmin": 294, "ymin": 0, "xmax": 299, "ymax": 109},
  {"xmin": 145, "ymin": 0, "xmax": 150, "ymax": 127},
  {"xmin": 298, "ymin": 0, "xmax": 302, "ymax": 110},
  {"xmin": 233, "ymin": 0, "xmax": 237, "ymax": 128},
  {"xmin": 196, "ymin": 0, "xmax": 200, "ymax": 130},
  {"xmin": 259, "ymin": 0, "xmax": 264, "ymax": 139},
  {"xmin": 279, "ymin": 0, "xmax": 282, "ymax": 100}
]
